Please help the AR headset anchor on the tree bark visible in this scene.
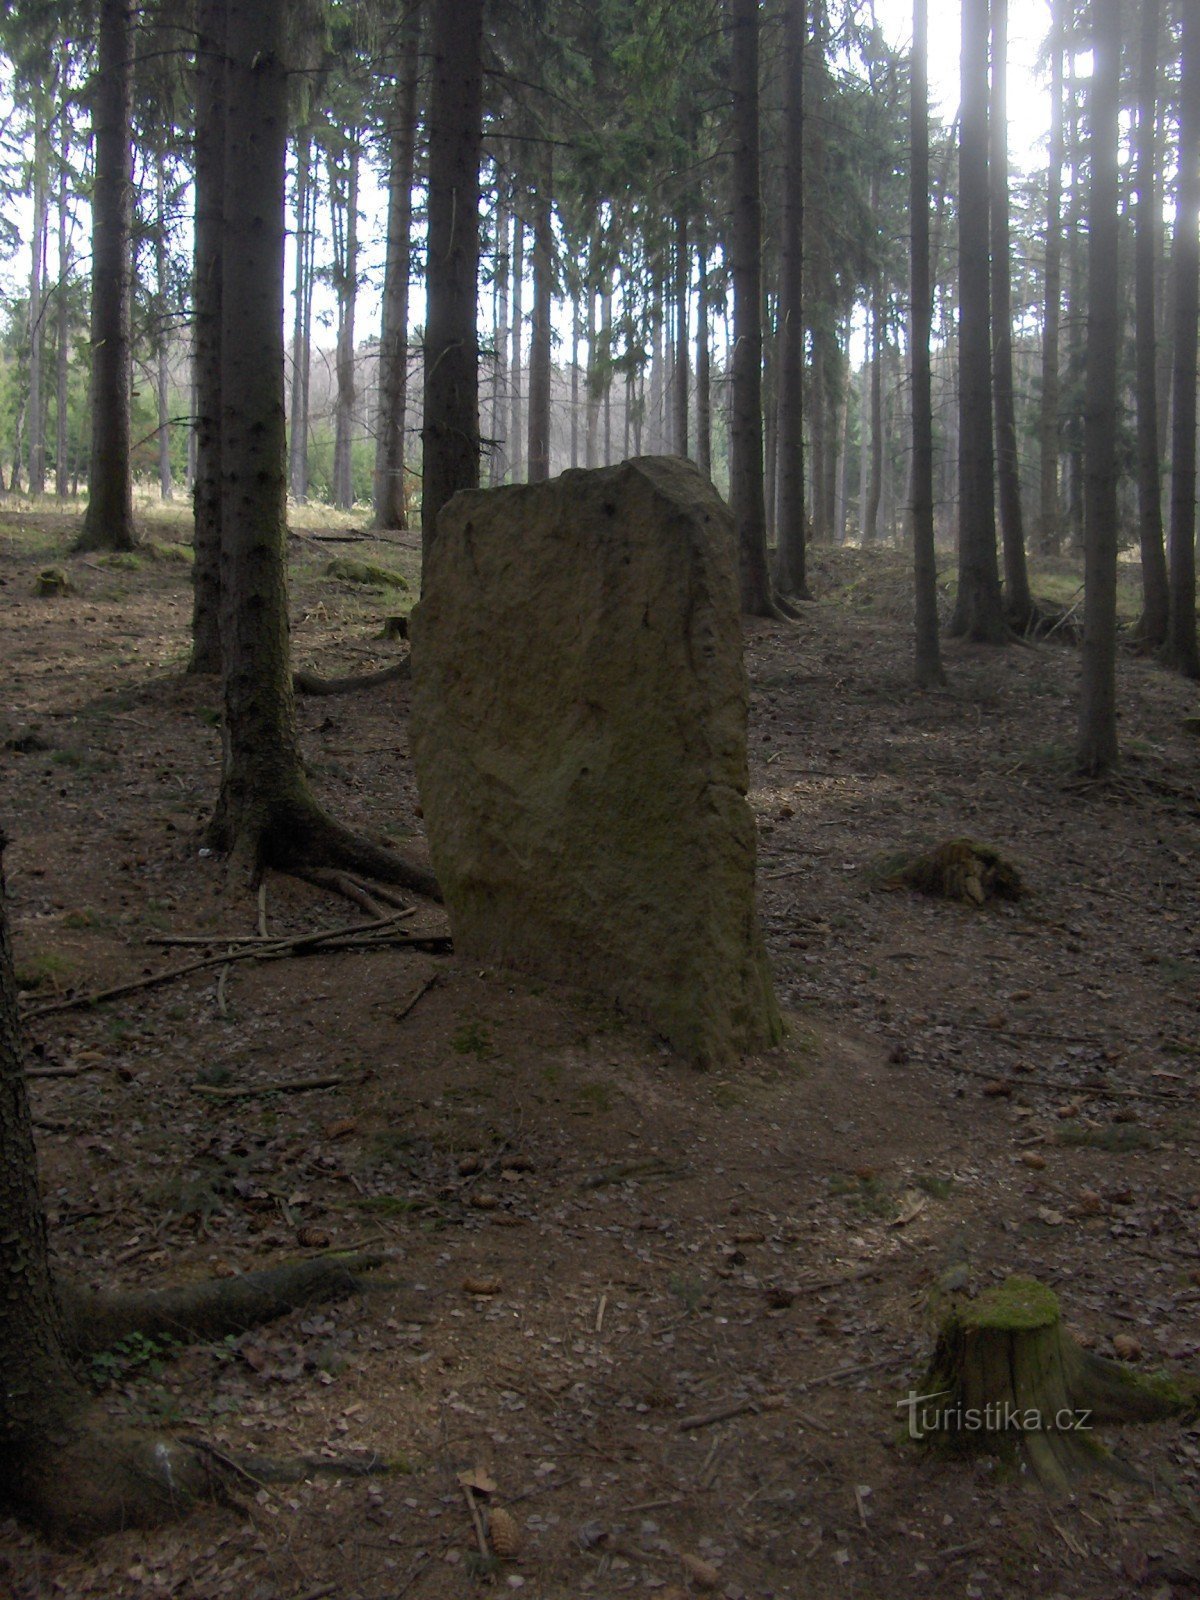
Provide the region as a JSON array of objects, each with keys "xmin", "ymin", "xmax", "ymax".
[
  {"xmin": 188, "ymin": 0, "xmax": 225, "ymax": 676},
  {"xmin": 526, "ymin": 145, "xmax": 553, "ymax": 482},
  {"xmin": 155, "ymin": 147, "xmax": 175, "ymax": 502},
  {"xmin": 54, "ymin": 98, "xmax": 70, "ymax": 502},
  {"xmin": 1164, "ymin": 0, "xmax": 1200, "ymax": 678},
  {"xmin": 1036, "ymin": 0, "xmax": 1064, "ymax": 554},
  {"xmin": 1076, "ymin": 0, "xmax": 1122, "ymax": 773},
  {"xmin": 863, "ymin": 275, "xmax": 883, "ymax": 545},
  {"xmin": 948, "ymin": 0, "xmax": 1006, "ymax": 641},
  {"xmin": 27, "ymin": 100, "xmax": 49, "ymax": 498},
  {"xmin": 508, "ymin": 208, "xmax": 524, "ymax": 482},
  {"xmin": 672, "ymin": 210, "xmax": 690, "ymax": 459},
  {"xmin": 1133, "ymin": 0, "xmax": 1170, "ymax": 646},
  {"xmin": 373, "ymin": 4, "xmax": 421, "ymax": 529},
  {"xmin": 331, "ymin": 134, "xmax": 360, "ymax": 511},
  {"xmin": 990, "ymin": 0, "xmax": 1034, "ymax": 628},
  {"xmin": 209, "ymin": 0, "xmax": 437, "ymax": 900},
  {"xmin": 76, "ymin": 0, "xmax": 136, "ymax": 552},
  {"xmin": 910, "ymin": 0, "xmax": 945, "ymax": 686},
  {"xmin": 729, "ymin": 0, "xmax": 777, "ymax": 617},
  {"xmin": 696, "ymin": 244, "xmax": 712, "ymax": 479},
  {"xmin": 775, "ymin": 0, "xmax": 809, "ymax": 598},
  {"xmin": 420, "ymin": 0, "xmax": 483, "ymax": 553},
  {"xmin": 288, "ymin": 127, "xmax": 314, "ymax": 504}
]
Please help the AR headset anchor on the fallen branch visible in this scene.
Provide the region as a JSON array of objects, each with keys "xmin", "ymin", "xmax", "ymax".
[
  {"xmin": 22, "ymin": 911, "xmax": 448, "ymax": 1020},
  {"xmin": 191, "ymin": 1073, "xmax": 346, "ymax": 1100},
  {"xmin": 678, "ymin": 1393, "xmax": 787, "ymax": 1431},
  {"xmin": 394, "ymin": 972, "xmax": 440, "ymax": 1022}
]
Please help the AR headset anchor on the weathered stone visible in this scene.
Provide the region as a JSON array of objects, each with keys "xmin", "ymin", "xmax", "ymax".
[{"xmin": 409, "ymin": 456, "xmax": 782, "ymax": 1066}]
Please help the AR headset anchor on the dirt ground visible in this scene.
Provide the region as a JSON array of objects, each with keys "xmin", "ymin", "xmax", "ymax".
[{"xmin": 1, "ymin": 504, "xmax": 1198, "ymax": 1600}]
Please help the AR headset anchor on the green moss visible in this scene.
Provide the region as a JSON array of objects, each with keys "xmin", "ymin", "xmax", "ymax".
[
  {"xmin": 1055, "ymin": 1124, "xmax": 1156, "ymax": 1152},
  {"xmin": 966, "ymin": 1275, "xmax": 1060, "ymax": 1333},
  {"xmin": 325, "ymin": 557, "xmax": 410, "ymax": 590}
]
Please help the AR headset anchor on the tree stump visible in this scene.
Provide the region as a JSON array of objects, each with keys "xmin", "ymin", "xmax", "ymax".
[{"xmin": 911, "ymin": 1276, "xmax": 1196, "ymax": 1489}]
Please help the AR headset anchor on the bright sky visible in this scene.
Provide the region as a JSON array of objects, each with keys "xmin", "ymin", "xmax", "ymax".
[{"xmin": 875, "ymin": 0, "xmax": 1052, "ymax": 168}]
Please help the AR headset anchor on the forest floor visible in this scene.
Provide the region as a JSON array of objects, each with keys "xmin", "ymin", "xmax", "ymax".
[{"xmin": 1, "ymin": 500, "xmax": 1198, "ymax": 1600}]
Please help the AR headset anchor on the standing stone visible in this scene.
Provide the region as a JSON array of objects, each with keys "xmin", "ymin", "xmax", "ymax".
[{"xmin": 410, "ymin": 455, "xmax": 782, "ymax": 1066}]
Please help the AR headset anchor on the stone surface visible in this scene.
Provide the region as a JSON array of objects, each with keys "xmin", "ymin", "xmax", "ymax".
[{"xmin": 409, "ymin": 456, "xmax": 782, "ymax": 1066}]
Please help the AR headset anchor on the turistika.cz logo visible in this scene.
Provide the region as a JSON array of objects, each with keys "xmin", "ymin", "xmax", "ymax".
[{"xmin": 897, "ymin": 1389, "xmax": 1094, "ymax": 1441}]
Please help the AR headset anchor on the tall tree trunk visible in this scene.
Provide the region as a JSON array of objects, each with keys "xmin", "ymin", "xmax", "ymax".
[
  {"xmin": 585, "ymin": 252, "xmax": 600, "ymax": 467},
  {"xmin": 1133, "ymin": 0, "xmax": 1169, "ymax": 646},
  {"xmin": 288, "ymin": 128, "xmax": 313, "ymax": 504},
  {"xmin": 54, "ymin": 82, "xmax": 71, "ymax": 502},
  {"xmin": 775, "ymin": 0, "xmax": 808, "ymax": 597},
  {"xmin": 601, "ymin": 272, "xmax": 613, "ymax": 464},
  {"xmin": 672, "ymin": 211, "xmax": 689, "ymax": 458},
  {"xmin": 647, "ymin": 282, "xmax": 664, "ymax": 454},
  {"xmin": 696, "ymin": 244, "xmax": 712, "ymax": 478},
  {"xmin": 1036, "ymin": 0, "xmax": 1064, "ymax": 554},
  {"xmin": 373, "ymin": 3, "xmax": 421, "ymax": 529},
  {"xmin": 1076, "ymin": 0, "xmax": 1122, "ymax": 772},
  {"xmin": 508, "ymin": 208, "xmax": 524, "ymax": 482},
  {"xmin": 1064, "ymin": 39, "xmax": 1085, "ymax": 552},
  {"xmin": 155, "ymin": 148, "xmax": 174, "ymax": 502},
  {"xmin": 526, "ymin": 145, "xmax": 553, "ymax": 482},
  {"xmin": 990, "ymin": 0, "xmax": 1033, "ymax": 626},
  {"xmin": 188, "ymin": 0, "xmax": 225, "ymax": 676},
  {"xmin": 570, "ymin": 292, "xmax": 580, "ymax": 469},
  {"xmin": 421, "ymin": 0, "xmax": 483, "ymax": 552},
  {"xmin": 864, "ymin": 277, "xmax": 884, "ymax": 544},
  {"xmin": 1164, "ymin": 0, "xmax": 1200, "ymax": 677},
  {"xmin": 948, "ymin": 0, "xmax": 1006, "ymax": 640},
  {"xmin": 910, "ymin": 0, "xmax": 945, "ymax": 685},
  {"xmin": 331, "ymin": 136, "xmax": 360, "ymax": 511},
  {"xmin": 491, "ymin": 191, "xmax": 510, "ymax": 482},
  {"xmin": 27, "ymin": 102, "xmax": 49, "ymax": 498},
  {"xmin": 77, "ymin": 0, "xmax": 136, "ymax": 552},
  {"xmin": 729, "ymin": 0, "xmax": 777, "ymax": 616}
]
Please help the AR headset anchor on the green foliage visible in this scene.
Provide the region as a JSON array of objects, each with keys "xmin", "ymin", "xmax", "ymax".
[{"xmin": 88, "ymin": 1331, "xmax": 179, "ymax": 1390}]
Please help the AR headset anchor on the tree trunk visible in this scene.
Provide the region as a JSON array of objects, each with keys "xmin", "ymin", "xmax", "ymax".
[
  {"xmin": 1164, "ymin": 0, "xmax": 1200, "ymax": 678},
  {"xmin": 601, "ymin": 273, "xmax": 613, "ymax": 464},
  {"xmin": 1076, "ymin": 0, "xmax": 1122, "ymax": 774},
  {"xmin": 948, "ymin": 0, "xmax": 1006, "ymax": 641},
  {"xmin": 27, "ymin": 101, "xmax": 49, "ymax": 499},
  {"xmin": 990, "ymin": 0, "xmax": 1033, "ymax": 627},
  {"xmin": 910, "ymin": 0, "xmax": 945, "ymax": 686},
  {"xmin": 1064, "ymin": 40, "xmax": 1085, "ymax": 552},
  {"xmin": 570, "ymin": 292, "xmax": 580, "ymax": 469},
  {"xmin": 863, "ymin": 275, "xmax": 883, "ymax": 545},
  {"xmin": 288, "ymin": 128, "xmax": 314, "ymax": 504},
  {"xmin": 672, "ymin": 211, "xmax": 689, "ymax": 458},
  {"xmin": 331, "ymin": 135, "xmax": 360, "ymax": 511},
  {"xmin": 647, "ymin": 281, "xmax": 663, "ymax": 454},
  {"xmin": 372, "ymin": 3, "xmax": 421, "ymax": 529},
  {"xmin": 210, "ymin": 0, "xmax": 437, "ymax": 901},
  {"xmin": 508, "ymin": 209, "xmax": 524, "ymax": 483},
  {"xmin": 1133, "ymin": 0, "xmax": 1169, "ymax": 646},
  {"xmin": 729, "ymin": 0, "xmax": 777, "ymax": 617},
  {"xmin": 155, "ymin": 148, "xmax": 175, "ymax": 502},
  {"xmin": 1036, "ymin": 0, "xmax": 1064, "ymax": 554},
  {"xmin": 775, "ymin": 0, "xmax": 809, "ymax": 598},
  {"xmin": 696, "ymin": 245, "xmax": 712, "ymax": 479},
  {"xmin": 188, "ymin": 0, "xmax": 225, "ymax": 677},
  {"xmin": 585, "ymin": 252, "xmax": 600, "ymax": 467},
  {"xmin": 54, "ymin": 82, "xmax": 71, "ymax": 502},
  {"xmin": 491, "ymin": 190, "xmax": 510, "ymax": 482},
  {"xmin": 421, "ymin": 0, "xmax": 483, "ymax": 552},
  {"xmin": 526, "ymin": 145, "xmax": 553, "ymax": 482},
  {"xmin": 76, "ymin": 0, "xmax": 136, "ymax": 552}
]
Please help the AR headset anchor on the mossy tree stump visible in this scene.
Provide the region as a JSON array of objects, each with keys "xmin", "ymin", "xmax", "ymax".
[{"xmin": 913, "ymin": 1276, "xmax": 1196, "ymax": 1490}]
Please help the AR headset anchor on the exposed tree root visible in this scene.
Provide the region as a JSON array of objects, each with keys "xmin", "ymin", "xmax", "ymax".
[
  {"xmin": 262, "ymin": 801, "xmax": 442, "ymax": 902},
  {"xmin": 915, "ymin": 1276, "xmax": 1197, "ymax": 1490},
  {"xmin": 293, "ymin": 659, "xmax": 410, "ymax": 696},
  {"xmin": 5, "ymin": 1419, "xmax": 230, "ymax": 1541},
  {"xmin": 58, "ymin": 1254, "xmax": 381, "ymax": 1357}
]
